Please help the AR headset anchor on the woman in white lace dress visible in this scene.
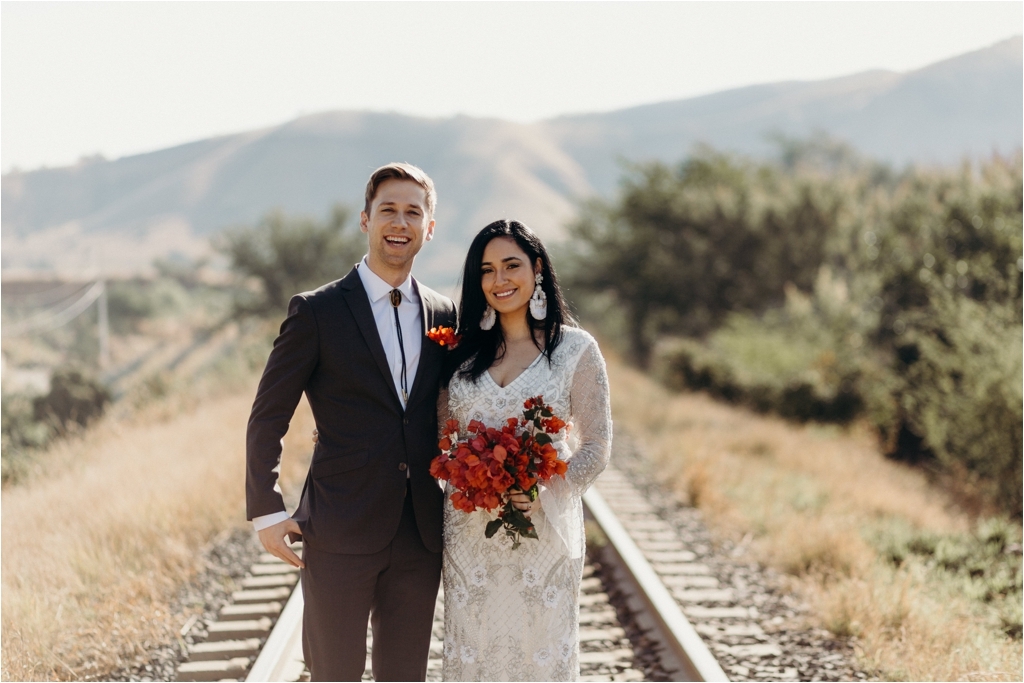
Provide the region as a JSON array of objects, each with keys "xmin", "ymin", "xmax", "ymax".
[{"xmin": 438, "ymin": 219, "xmax": 612, "ymax": 681}]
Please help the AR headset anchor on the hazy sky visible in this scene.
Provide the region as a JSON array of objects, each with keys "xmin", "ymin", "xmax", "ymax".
[{"xmin": 2, "ymin": 2, "xmax": 1020, "ymax": 172}]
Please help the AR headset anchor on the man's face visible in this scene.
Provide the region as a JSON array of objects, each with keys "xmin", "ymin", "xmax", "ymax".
[{"xmin": 360, "ymin": 179, "xmax": 435, "ymax": 274}]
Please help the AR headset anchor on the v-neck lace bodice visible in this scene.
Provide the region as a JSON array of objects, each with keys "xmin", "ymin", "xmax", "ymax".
[
  {"xmin": 438, "ymin": 326, "xmax": 612, "ymax": 681},
  {"xmin": 485, "ymin": 351, "xmax": 544, "ymax": 389}
]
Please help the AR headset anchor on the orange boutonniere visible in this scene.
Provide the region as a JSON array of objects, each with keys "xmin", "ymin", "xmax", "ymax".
[{"xmin": 427, "ymin": 326, "xmax": 462, "ymax": 349}]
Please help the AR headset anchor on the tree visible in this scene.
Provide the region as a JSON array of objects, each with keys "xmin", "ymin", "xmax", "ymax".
[
  {"xmin": 217, "ymin": 204, "xmax": 365, "ymax": 315},
  {"xmin": 565, "ymin": 150, "xmax": 843, "ymax": 364},
  {"xmin": 567, "ymin": 144, "xmax": 1023, "ymax": 513}
]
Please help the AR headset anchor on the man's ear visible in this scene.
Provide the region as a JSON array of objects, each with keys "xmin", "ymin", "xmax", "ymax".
[
  {"xmin": 359, "ymin": 211, "xmax": 369, "ymax": 234},
  {"xmin": 425, "ymin": 219, "xmax": 436, "ymax": 242}
]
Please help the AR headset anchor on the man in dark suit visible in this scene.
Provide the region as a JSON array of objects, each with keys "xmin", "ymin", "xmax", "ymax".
[{"xmin": 245, "ymin": 163, "xmax": 457, "ymax": 681}]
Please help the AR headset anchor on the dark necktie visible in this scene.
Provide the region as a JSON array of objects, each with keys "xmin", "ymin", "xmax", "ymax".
[{"xmin": 389, "ymin": 289, "xmax": 409, "ymax": 404}]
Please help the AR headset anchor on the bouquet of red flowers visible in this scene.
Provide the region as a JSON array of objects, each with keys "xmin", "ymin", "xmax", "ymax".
[{"xmin": 430, "ymin": 396, "xmax": 568, "ymax": 549}]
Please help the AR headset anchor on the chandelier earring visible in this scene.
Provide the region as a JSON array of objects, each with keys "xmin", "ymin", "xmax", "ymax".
[
  {"xmin": 529, "ymin": 271, "xmax": 547, "ymax": 320},
  {"xmin": 480, "ymin": 305, "xmax": 496, "ymax": 330}
]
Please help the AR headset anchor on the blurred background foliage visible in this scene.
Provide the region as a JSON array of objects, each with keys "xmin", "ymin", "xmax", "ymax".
[
  {"xmin": 216, "ymin": 204, "xmax": 365, "ymax": 316},
  {"xmin": 1, "ymin": 204, "xmax": 364, "ymax": 483},
  {"xmin": 1, "ymin": 367, "xmax": 110, "ymax": 483},
  {"xmin": 563, "ymin": 139, "xmax": 1023, "ymax": 515}
]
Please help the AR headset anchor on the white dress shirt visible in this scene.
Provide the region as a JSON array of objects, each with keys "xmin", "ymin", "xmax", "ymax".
[
  {"xmin": 355, "ymin": 256, "xmax": 423, "ymax": 408},
  {"xmin": 253, "ymin": 257, "xmax": 423, "ymax": 532}
]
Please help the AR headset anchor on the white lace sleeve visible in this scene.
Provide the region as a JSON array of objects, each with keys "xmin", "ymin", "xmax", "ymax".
[
  {"xmin": 536, "ymin": 335, "xmax": 612, "ymax": 559},
  {"xmin": 565, "ymin": 337, "xmax": 612, "ymax": 495}
]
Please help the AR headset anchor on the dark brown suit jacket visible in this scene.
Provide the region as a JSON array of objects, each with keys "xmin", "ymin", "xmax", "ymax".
[{"xmin": 245, "ymin": 267, "xmax": 457, "ymax": 554}]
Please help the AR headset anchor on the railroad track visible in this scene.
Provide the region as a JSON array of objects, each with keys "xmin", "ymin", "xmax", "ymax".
[{"xmin": 175, "ymin": 465, "xmax": 733, "ymax": 682}]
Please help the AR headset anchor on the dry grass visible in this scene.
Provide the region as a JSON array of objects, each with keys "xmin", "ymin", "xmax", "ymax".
[
  {"xmin": 606, "ymin": 354, "xmax": 1022, "ymax": 682},
  {"xmin": 1, "ymin": 382, "xmax": 314, "ymax": 681}
]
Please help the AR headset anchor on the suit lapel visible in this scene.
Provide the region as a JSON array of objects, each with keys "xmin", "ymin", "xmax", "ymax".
[{"xmin": 339, "ymin": 269, "xmax": 403, "ymax": 408}]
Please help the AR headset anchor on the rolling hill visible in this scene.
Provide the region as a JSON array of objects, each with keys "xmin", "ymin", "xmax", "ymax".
[{"xmin": 2, "ymin": 36, "xmax": 1020, "ymax": 285}]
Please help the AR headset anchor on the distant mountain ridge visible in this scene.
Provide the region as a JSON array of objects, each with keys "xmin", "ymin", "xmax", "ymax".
[
  {"xmin": 3, "ymin": 36, "xmax": 1020, "ymax": 284},
  {"xmin": 544, "ymin": 36, "xmax": 1022, "ymax": 194}
]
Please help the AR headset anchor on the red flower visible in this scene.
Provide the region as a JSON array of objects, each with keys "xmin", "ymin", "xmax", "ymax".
[
  {"xmin": 427, "ymin": 326, "xmax": 462, "ymax": 348},
  {"xmin": 429, "ymin": 453, "xmax": 449, "ymax": 479}
]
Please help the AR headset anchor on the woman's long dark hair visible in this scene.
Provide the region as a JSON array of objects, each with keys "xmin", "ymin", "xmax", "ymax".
[{"xmin": 443, "ymin": 219, "xmax": 574, "ymax": 386}]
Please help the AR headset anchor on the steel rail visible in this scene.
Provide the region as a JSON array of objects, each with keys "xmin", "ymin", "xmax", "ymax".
[
  {"xmin": 241, "ymin": 486, "xmax": 729, "ymax": 683},
  {"xmin": 245, "ymin": 582, "xmax": 305, "ymax": 682},
  {"xmin": 583, "ymin": 487, "xmax": 730, "ymax": 682}
]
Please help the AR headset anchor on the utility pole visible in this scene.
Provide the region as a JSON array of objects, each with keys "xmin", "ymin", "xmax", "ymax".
[{"xmin": 97, "ymin": 280, "xmax": 110, "ymax": 369}]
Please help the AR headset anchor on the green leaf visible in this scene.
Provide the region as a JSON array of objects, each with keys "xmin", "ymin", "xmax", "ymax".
[
  {"xmin": 535, "ymin": 432, "xmax": 552, "ymax": 445},
  {"xmin": 522, "ymin": 526, "xmax": 539, "ymax": 540},
  {"xmin": 505, "ymin": 510, "xmax": 530, "ymax": 532},
  {"xmin": 485, "ymin": 517, "xmax": 504, "ymax": 538}
]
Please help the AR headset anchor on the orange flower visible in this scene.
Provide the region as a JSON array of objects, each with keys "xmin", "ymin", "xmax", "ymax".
[
  {"xmin": 451, "ymin": 491, "xmax": 476, "ymax": 513},
  {"xmin": 427, "ymin": 326, "xmax": 462, "ymax": 348},
  {"xmin": 542, "ymin": 416, "xmax": 566, "ymax": 434},
  {"xmin": 516, "ymin": 471, "xmax": 538, "ymax": 490}
]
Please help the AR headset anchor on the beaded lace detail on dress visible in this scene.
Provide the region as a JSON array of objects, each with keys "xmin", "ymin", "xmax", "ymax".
[{"xmin": 438, "ymin": 327, "xmax": 612, "ymax": 681}]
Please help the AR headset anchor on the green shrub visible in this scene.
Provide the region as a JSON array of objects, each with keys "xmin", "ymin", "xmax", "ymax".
[
  {"xmin": 1, "ymin": 367, "xmax": 109, "ymax": 485},
  {"xmin": 563, "ymin": 146, "xmax": 864, "ymax": 364},
  {"xmin": 591, "ymin": 147, "xmax": 1022, "ymax": 514},
  {"xmin": 217, "ymin": 204, "xmax": 365, "ymax": 316},
  {"xmin": 657, "ymin": 269, "xmax": 874, "ymax": 422},
  {"xmin": 890, "ymin": 297, "xmax": 1023, "ymax": 513},
  {"xmin": 33, "ymin": 367, "xmax": 110, "ymax": 435},
  {"xmin": 658, "ymin": 286, "xmax": 1023, "ymax": 513},
  {"xmin": 871, "ymin": 517, "xmax": 1023, "ymax": 638},
  {"xmin": 858, "ymin": 158, "xmax": 1023, "ymax": 513},
  {"xmin": 106, "ymin": 278, "xmax": 191, "ymax": 333},
  {"xmin": 1, "ymin": 393, "xmax": 53, "ymax": 483}
]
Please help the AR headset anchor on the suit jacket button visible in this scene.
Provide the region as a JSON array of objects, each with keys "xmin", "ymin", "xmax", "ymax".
[
  {"xmin": 403, "ymin": 417, "xmax": 409, "ymax": 425},
  {"xmin": 398, "ymin": 463, "xmax": 407, "ymax": 471}
]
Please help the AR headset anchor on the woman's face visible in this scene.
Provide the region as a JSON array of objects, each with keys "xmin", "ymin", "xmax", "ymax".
[{"xmin": 480, "ymin": 236, "xmax": 541, "ymax": 319}]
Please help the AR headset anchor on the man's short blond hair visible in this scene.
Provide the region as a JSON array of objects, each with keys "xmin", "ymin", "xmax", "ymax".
[{"xmin": 363, "ymin": 163, "xmax": 437, "ymax": 217}]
